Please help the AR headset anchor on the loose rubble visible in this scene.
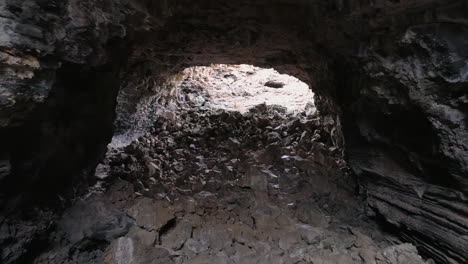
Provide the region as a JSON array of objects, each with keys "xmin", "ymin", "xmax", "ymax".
[{"xmin": 19, "ymin": 73, "xmax": 431, "ymax": 264}]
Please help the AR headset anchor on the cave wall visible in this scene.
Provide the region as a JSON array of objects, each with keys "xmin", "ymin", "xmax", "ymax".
[
  {"xmin": 339, "ymin": 23, "xmax": 468, "ymax": 263},
  {"xmin": 323, "ymin": 1, "xmax": 468, "ymax": 263},
  {"xmin": 0, "ymin": 0, "xmax": 175, "ymax": 204},
  {"xmin": 0, "ymin": 0, "xmax": 467, "ymax": 263}
]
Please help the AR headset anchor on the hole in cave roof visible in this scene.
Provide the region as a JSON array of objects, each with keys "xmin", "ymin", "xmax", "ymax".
[{"xmin": 178, "ymin": 64, "xmax": 316, "ymax": 115}]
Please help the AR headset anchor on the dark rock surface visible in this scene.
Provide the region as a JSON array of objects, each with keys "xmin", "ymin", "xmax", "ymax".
[
  {"xmin": 8, "ymin": 95, "xmax": 429, "ymax": 263},
  {"xmin": 0, "ymin": 0, "xmax": 467, "ymax": 263},
  {"xmin": 0, "ymin": 0, "xmax": 131, "ymax": 204},
  {"xmin": 339, "ymin": 22, "xmax": 468, "ymax": 263}
]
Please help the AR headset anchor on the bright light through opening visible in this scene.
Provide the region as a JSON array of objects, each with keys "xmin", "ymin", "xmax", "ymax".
[{"xmin": 179, "ymin": 64, "xmax": 316, "ymax": 115}]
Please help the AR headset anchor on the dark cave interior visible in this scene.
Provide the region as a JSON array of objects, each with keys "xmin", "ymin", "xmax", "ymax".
[{"xmin": 0, "ymin": 0, "xmax": 467, "ymax": 263}]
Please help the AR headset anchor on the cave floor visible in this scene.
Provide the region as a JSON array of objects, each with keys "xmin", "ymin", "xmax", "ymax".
[
  {"xmin": 6, "ymin": 73, "xmax": 427, "ymax": 263},
  {"xmin": 28, "ymin": 96, "xmax": 429, "ymax": 264}
]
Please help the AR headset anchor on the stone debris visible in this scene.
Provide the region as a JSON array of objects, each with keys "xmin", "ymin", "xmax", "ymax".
[
  {"xmin": 13, "ymin": 77, "xmax": 430, "ymax": 264},
  {"xmin": 64, "ymin": 83, "xmax": 429, "ymax": 264}
]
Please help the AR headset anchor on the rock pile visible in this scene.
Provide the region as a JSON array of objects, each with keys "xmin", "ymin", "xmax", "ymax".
[
  {"xmin": 71, "ymin": 93, "xmax": 430, "ymax": 264},
  {"xmin": 103, "ymin": 103, "xmax": 343, "ymax": 200},
  {"xmin": 0, "ymin": 75, "xmax": 431, "ymax": 263}
]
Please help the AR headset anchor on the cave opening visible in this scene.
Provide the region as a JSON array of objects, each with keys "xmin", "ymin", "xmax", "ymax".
[
  {"xmin": 87, "ymin": 60, "xmax": 391, "ymax": 264},
  {"xmin": 102, "ymin": 62, "xmax": 330, "ymax": 194},
  {"xmin": 176, "ymin": 64, "xmax": 316, "ymax": 115}
]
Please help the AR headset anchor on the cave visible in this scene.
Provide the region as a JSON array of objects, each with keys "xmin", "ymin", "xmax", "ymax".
[{"xmin": 0, "ymin": 0, "xmax": 467, "ymax": 264}]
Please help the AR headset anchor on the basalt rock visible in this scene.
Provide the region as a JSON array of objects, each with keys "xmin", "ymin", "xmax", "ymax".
[
  {"xmin": 0, "ymin": 0, "xmax": 467, "ymax": 263},
  {"xmin": 339, "ymin": 22, "xmax": 468, "ymax": 263}
]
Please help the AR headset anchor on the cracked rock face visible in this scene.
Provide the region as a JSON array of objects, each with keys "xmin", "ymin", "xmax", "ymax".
[
  {"xmin": 340, "ymin": 22, "xmax": 468, "ymax": 263},
  {"xmin": 0, "ymin": 0, "xmax": 467, "ymax": 263},
  {"xmin": 22, "ymin": 95, "xmax": 428, "ymax": 264},
  {"xmin": 0, "ymin": 0, "xmax": 130, "ymax": 127}
]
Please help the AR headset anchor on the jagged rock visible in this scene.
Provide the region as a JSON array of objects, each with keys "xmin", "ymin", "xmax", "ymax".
[
  {"xmin": 295, "ymin": 201, "xmax": 330, "ymax": 228},
  {"xmin": 160, "ymin": 220, "xmax": 192, "ymax": 250},
  {"xmin": 127, "ymin": 198, "xmax": 175, "ymax": 232},
  {"xmin": 185, "ymin": 238, "xmax": 209, "ymax": 254},
  {"xmin": 1, "ymin": 0, "xmax": 466, "ymax": 263},
  {"xmin": 126, "ymin": 226, "xmax": 157, "ymax": 247},
  {"xmin": 297, "ymin": 224, "xmax": 323, "ymax": 245},
  {"xmin": 60, "ymin": 199, "xmax": 132, "ymax": 244},
  {"xmin": 94, "ymin": 163, "xmax": 110, "ymax": 179},
  {"xmin": 375, "ymin": 244, "xmax": 428, "ymax": 264}
]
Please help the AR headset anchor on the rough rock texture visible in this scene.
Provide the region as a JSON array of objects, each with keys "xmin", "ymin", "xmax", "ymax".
[
  {"xmin": 0, "ymin": 0, "xmax": 467, "ymax": 263},
  {"xmin": 0, "ymin": 0, "xmax": 176, "ymax": 199},
  {"xmin": 0, "ymin": 0, "xmax": 124, "ymax": 204},
  {"xmin": 111, "ymin": 8, "xmax": 327, "ymax": 145},
  {"xmin": 339, "ymin": 20, "xmax": 468, "ymax": 264},
  {"xmin": 0, "ymin": 0, "xmax": 127, "ymax": 127},
  {"xmin": 18, "ymin": 95, "xmax": 428, "ymax": 263}
]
